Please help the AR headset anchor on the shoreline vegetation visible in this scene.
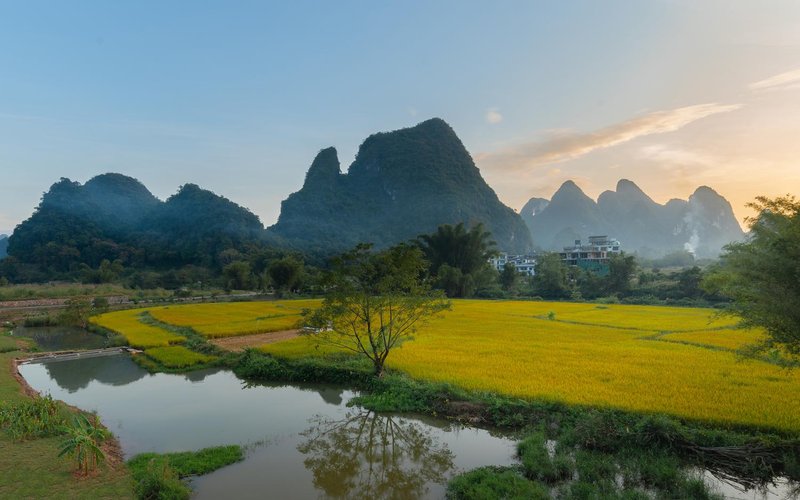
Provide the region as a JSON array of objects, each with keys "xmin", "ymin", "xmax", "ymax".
[
  {"xmin": 3, "ymin": 298, "xmax": 799, "ymax": 498},
  {"xmin": 233, "ymin": 350, "xmax": 800, "ymax": 498}
]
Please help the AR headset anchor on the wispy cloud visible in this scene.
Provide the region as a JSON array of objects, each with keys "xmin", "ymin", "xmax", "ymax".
[
  {"xmin": 749, "ymin": 68, "xmax": 800, "ymax": 91},
  {"xmin": 486, "ymin": 108, "xmax": 503, "ymax": 124},
  {"xmin": 477, "ymin": 103, "xmax": 740, "ymax": 170}
]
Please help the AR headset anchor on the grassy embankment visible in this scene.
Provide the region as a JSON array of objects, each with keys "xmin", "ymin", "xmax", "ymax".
[
  {"xmin": 0, "ymin": 331, "xmax": 134, "ymax": 499},
  {"xmin": 0, "ymin": 327, "xmax": 243, "ymax": 499}
]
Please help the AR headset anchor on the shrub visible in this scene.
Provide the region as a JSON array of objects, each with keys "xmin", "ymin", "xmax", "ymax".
[
  {"xmin": 0, "ymin": 394, "xmax": 66, "ymax": 440},
  {"xmin": 132, "ymin": 459, "xmax": 189, "ymax": 500},
  {"xmin": 446, "ymin": 466, "xmax": 549, "ymax": 500}
]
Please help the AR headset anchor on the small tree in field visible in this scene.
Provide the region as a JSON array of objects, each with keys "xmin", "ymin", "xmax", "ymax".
[{"xmin": 304, "ymin": 244, "xmax": 450, "ymax": 377}]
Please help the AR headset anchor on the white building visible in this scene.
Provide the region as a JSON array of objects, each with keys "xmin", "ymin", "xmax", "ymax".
[{"xmin": 489, "ymin": 253, "xmax": 537, "ymax": 276}]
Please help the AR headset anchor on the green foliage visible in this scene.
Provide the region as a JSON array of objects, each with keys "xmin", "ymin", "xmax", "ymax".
[
  {"xmin": 131, "ymin": 458, "xmax": 190, "ymax": 500},
  {"xmin": 222, "ymin": 261, "xmax": 253, "ymax": 291},
  {"xmin": 0, "ymin": 394, "xmax": 66, "ymax": 440},
  {"xmin": 57, "ymin": 298, "xmax": 93, "ymax": 327},
  {"xmin": 267, "ymin": 256, "xmax": 303, "ymax": 293},
  {"xmin": 704, "ymin": 195, "xmax": 800, "ymax": 358},
  {"xmin": 518, "ymin": 431, "xmax": 571, "ymax": 483},
  {"xmin": 128, "ymin": 445, "xmax": 243, "ymax": 478},
  {"xmin": 500, "ymin": 262, "xmax": 518, "ymax": 292},
  {"xmin": 446, "ymin": 466, "xmax": 549, "ymax": 500},
  {"xmin": 605, "ymin": 252, "xmax": 637, "ymax": 295},
  {"xmin": 128, "ymin": 445, "xmax": 244, "ymax": 500},
  {"xmin": 531, "ymin": 253, "xmax": 570, "ymax": 299},
  {"xmin": 57, "ymin": 413, "xmax": 109, "ymax": 475},
  {"xmin": 305, "ymin": 243, "xmax": 450, "ymax": 376},
  {"xmin": 418, "ymin": 222, "xmax": 499, "ymax": 298}
]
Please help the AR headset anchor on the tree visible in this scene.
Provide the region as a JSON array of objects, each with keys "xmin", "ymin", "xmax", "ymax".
[
  {"xmin": 417, "ymin": 222, "xmax": 497, "ymax": 297},
  {"xmin": 500, "ymin": 263, "xmax": 518, "ymax": 292},
  {"xmin": 604, "ymin": 253, "xmax": 637, "ymax": 296},
  {"xmin": 531, "ymin": 253, "xmax": 570, "ymax": 299},
  {"xmin": 58, "ymin": 298, "xmax": 93, "ymax": 328},
  {"xmin": 222, "ymin": 260, "xmax": 252, "ymax": 290},
  {"xmin": 268, "ymin": 257, "xmax": 303, "ymax": 294},
  {"xmin": 304, "ymin": 244, "xmax": 450, "ymax": 376},
  {"xmin": 704, "ymin": 195, "xmax": 800, "ymax": 359}
]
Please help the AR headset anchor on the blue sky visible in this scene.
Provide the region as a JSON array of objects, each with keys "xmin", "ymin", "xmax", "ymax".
[{"xmin": 2, "ymin": 1, "xmax": 800, "ymax": 234}]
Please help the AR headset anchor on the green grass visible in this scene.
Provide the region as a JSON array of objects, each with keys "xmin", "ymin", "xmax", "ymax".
[
  {"xmin": 0, "ymin": 350, "xmax": 134, "ymax": 498},
  {"xmin": 128, "ymin": 445, "xmax": 244, "ymax": 478},
  {"xmin": 127, "ymin": 445, "xmax": 244, "ymax": 499},
  {"xmin": 0, "ymin": 333, "xmax": 17, "ymax": 353}
]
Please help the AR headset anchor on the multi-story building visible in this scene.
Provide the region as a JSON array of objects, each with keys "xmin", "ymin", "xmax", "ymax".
[
  {"xmin": 559, "ymin": 236, "xmax": 621, "ymax": 273},
  {"xmin": 489, "ymin": 253, "xmax": 537, "ymax": 276}
]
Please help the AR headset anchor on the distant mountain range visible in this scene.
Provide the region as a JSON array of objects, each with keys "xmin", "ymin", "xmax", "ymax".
[
  {"xmin": 0, "ymin": 235, "xmax": 7, "ymax": 259},
  {"xmin": 521, "ymin": 179, "xmax": 744, "ymax": 258},
  {"xmin": 270, "ymin": 118, "xmax": 532, "ymax": 253},
  {"xmin": 3, "ymin": 118, "xmax": 745, "ymax": 276}
]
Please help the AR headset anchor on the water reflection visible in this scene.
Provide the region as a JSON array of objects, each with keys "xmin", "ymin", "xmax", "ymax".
[
  {"xmin": 298, "ymin": 410, "xmax": 455, "ymax": 499},
  {"xmin": 44, "ymin": 355, "xmax": 148, "ymax": 392},
  {"xmin": 13, "ymin": 326, "xmax": 107, "ymax": 351},
  {"xmin": 242, "ymin": 379, "xmax": 345, "ymax": 406}
]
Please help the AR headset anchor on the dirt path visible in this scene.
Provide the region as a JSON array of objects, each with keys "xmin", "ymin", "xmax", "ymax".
[{"xmin": 210, "ymin": 329, "xmax": 300, "ymax": 352}]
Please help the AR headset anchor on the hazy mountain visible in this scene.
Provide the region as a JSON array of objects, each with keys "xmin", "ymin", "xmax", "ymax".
[
  {"xmin": 7, "ymin": 174, "xmax": 269, "ymax": 271},
  {"xmin": 522, "ymin": 179, "xmax": 743, "ymax": 257},
  {"xmin": 0, "ymin": 235, "xmax": 7, "ymax": 259},
  {"xmin": 527, "ymin": 181, "xmax": 608, "ymax": 249},
  {"xmin": 271, "ymin": 118, "xmax": 532, "ymax": 253}
]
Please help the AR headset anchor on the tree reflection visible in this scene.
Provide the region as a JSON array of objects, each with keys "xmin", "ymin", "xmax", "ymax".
[
  {"xmin": 297, "ymin": 410, "xmax": 455, "ymax": 499},
  {"xmin": 44, "ymin": 355, "xmax": 147, "ymax": 392}
]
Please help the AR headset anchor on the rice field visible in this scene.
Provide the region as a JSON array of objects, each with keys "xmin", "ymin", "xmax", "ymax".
[
  {"xmin": 143, "ymin": 346, "xmax": 216, "ymax": 368},
  {"xmin": 91, "ymin": 309, "xmax": 185, "ymax": 348},
  {"xmin": 664, "ymin": 328, "xmax": 766, "ymax": 350},
  {"xmin": 147, "ymin": 300, "xmax": 318, "ymax": 338},
  {"xmin": 261, "ymin": 300, "xmax": 800, "ymax": 432}
]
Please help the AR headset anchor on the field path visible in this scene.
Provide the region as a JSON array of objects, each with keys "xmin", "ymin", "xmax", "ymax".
[{"xmin": 210, "ymin": 329, "xmax": 300, "ymax": 352}]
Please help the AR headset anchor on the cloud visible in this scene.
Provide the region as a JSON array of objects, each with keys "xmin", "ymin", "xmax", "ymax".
[
  {"xmin": 638, "ymin": 144, "xmax": 714, "ymax": 167},
  {"xmin": 477, "ymin": 103, "xmax": 741, "ymax": 171},
  {"xmin": 486, "ymin": 108, "xmax": 503, "ymax": 124},
  {"xmin": 749, "ymin": 68, "xmax": 800, "ymax": 91}
]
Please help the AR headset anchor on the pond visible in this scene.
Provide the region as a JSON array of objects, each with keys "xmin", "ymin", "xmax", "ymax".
[
  {"xmin": 12, "ymin": 325, "xmax": 108, "ymax": 351},
  {"xmin": 19, "ymin": 354, "xmax": 518, "ymax": 499}
]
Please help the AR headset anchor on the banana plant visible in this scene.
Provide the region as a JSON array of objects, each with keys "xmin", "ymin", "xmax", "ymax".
[{"xmin": 58, "ymin": 414, "xmax": 109, "ymax": 474}]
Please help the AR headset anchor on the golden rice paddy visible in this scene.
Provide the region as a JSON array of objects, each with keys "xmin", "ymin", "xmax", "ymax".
[
  {"xmin": 91, "ymin": 299, "xmax": 800, "ymax": 432},
  {"xmin": 262, "ymin": 300, "xmax": 800, "ymax": 432},
  {"xmin": 147, "ymin": 300, "xmax": 318, "ymax": 338},
  {"xmin": 91, "ymin": 309, "xmax": 185, "ymax": 348}
]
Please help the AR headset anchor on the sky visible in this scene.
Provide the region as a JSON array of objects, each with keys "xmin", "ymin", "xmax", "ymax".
[{"xmin": 2, "ymin": 1, "xmax": 800, "ymax": 235}]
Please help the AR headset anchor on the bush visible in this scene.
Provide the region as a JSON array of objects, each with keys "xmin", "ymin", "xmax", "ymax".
[
  {"xmin": 132, "ymin": 459, "xmax": 190, "ymax": 500},
  {"xmin": 0, "ymin": 395, "xmax": 66, "ymax": 440},
  {"xmin": 518, "ymin": 431, "xmax": 571, "ymax": 484},
  {"xmin": 446, "ymin": 466, "xmax": 549, "ymax": 500}
]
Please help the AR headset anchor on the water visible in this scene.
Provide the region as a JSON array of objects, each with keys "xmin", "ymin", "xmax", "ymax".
[
  {"xmin": 12, "ymin": 325, "xmax": 107, "ymax": 351},
  {"xmin": 19, "ymin": 355, "xmax": 517, "ymax": 499}
]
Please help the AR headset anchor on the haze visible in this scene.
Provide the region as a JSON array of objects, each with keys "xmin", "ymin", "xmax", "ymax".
[{"xmin": 2, "ymin": 1, "xmax": 800, "ymax": 233}]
